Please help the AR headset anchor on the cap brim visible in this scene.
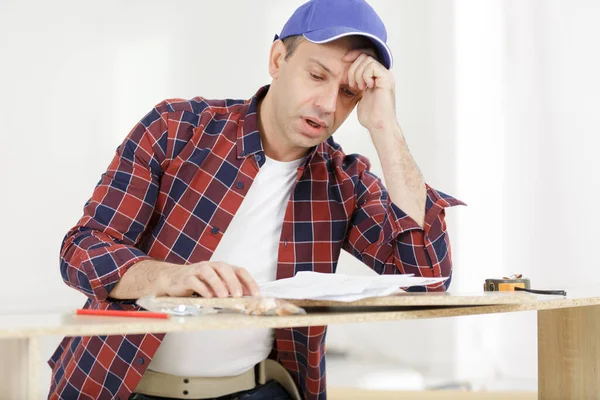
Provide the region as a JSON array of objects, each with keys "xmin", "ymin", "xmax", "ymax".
[{"xmin": 303, "ymin": 27, "xmax": 393, "ymax": 69}]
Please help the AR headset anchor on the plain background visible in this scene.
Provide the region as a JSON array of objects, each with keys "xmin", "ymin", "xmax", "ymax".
[{"xmin": 1, "ymin": 0, "xmax": 599, "ymax": 395}]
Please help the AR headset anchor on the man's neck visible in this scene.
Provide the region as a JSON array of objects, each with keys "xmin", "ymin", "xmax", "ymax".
[{"xmin": 257, "ymin": 91, "xmax": 308, "ymax": 162}]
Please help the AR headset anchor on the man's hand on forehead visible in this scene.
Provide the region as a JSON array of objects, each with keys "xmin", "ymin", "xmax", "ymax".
[
  {"xmin": 343, "ymin": 48, "xmax": 397, "ymax": 132},
  {"xmin": 343, "ymin": 49, "xmax": 390, "ymax": 91}
]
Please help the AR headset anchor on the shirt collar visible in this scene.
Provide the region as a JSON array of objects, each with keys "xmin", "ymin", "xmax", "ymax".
[
  {"xmin": 236, "ymin": 86, "xmax": 266, "ymax": 160},
  {"xmin": 237, "ymin": 85, "xmax": 326, "ymax": 167}
]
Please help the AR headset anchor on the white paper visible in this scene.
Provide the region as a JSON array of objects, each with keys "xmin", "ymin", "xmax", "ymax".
[
  {"xmin": 259, "ymin": 271, "xmax": 448, "ymax": 301},
  {"xmin": 309, "ymin": 286, "xmax": 405, "ymax": 302}
]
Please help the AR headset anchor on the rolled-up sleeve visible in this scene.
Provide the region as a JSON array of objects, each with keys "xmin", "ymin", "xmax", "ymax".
[
  {"xmin": 60, "ymin": 104, "xmax": 169, "ymax": 301},
  {"xmin": 343, "ymin": 169, "xmax": 465, "ymax": 292}
]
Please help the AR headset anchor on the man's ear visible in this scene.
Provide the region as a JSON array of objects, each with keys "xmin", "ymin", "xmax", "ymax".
[{"xmin": 268, "ymin": 40, "xmax": 288, "ymax": 79}]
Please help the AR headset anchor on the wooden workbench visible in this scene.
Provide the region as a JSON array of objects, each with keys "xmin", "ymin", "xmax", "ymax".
[{"xmin": 1, "ymin": 291, "xmax": 598, "ymax": 399}]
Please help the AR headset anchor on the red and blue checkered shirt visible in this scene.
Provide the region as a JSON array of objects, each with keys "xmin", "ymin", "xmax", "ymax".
[{"xmin": 49, "ymin": 85, "xmax": 463, "ymax": 400}]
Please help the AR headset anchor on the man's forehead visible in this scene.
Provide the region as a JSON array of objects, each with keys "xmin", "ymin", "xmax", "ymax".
[
  {"xmin": 348, "ymin": 46, "xmax": 378, "ymax": 59},
  {"xmin": 306, "ymin": 57, "xmax": 373, "ymax": 85},
  {"xmin": 300, "ymin": 37, "xmax": 378, "ymax": 64},
  {"xmin": 342, "ymin": 36, "xmax": 378, "ymax": 57}
]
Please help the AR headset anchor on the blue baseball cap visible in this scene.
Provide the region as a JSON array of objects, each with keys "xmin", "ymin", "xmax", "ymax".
[{"xmin": 274, "ymin": 0, "xmax": 393, "ymax": 69}]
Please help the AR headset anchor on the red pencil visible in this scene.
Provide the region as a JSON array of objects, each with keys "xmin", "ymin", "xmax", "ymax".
[{"xmin": 76, "ymin": 309, "xmax": 169, "ymax": 319}]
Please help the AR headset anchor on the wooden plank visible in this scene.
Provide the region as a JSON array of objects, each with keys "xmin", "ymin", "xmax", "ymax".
[
  {"xmin": 0, "ymin": 338, "xmax": 30, "ymax": 399},
  {"xmin": 1, "ymin": 298, "xmax": 600, "ymax": 339},
  {"xmin": 28, "ymin": 337, "xmax": 40, "ymax": 400},
  {"xmin": 538, "ymin": 304, "xmax": 600, "ymax": 399}
]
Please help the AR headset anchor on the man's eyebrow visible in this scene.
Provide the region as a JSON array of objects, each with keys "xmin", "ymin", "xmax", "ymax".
[{"xmin": 308, "ymin": 58, "xmax": 337, "ymax": 77}]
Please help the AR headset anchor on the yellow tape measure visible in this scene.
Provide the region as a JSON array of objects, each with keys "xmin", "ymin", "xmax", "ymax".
[
  {"xmin": 483, "ymin": 274, "xmax": 566, "ymax": 296},
  {"xmin": 484, "ymin": 278, "xmax": 530, "ymax": 292}
]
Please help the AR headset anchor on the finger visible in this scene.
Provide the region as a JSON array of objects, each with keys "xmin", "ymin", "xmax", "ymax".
[
  {"xmin": 197, "ymin": 264, "xmax": 229, "ymax": 297},
  {"xmin": 343, "ymin": 49, "xmax": 363, "ymax": 63},
  {"xmin": 359, "ymin": 60, "xmax": 378, "ymax": 89},
  {"xmin": 186, "ymin": 275, "xmax": 214, "ymax": 298},
  {"xmin": 348, "ymin": 54, "xmax": 364, "ymax": 88},
  {"xmin": 213, "ymin": 262, "xmax": 244, "ymax": 297},
  {"xmin": 241, "ymin": 286, "xmax": 252, "ymax": 297},
  {"xmin": 353, "ymin": 56, "xmax": 375, "ymax": 90},
  {"xmin": 348, "ymin": 53, "xmax": 369, "ymax": 89},
  {"xmin": 235, "ymin": 268, "xmax": 261, "ymax": 297}
]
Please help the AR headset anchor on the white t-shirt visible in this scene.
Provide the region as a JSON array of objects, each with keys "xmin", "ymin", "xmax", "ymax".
[{"xmin": 148, "ymin": 155, "xmax": 304, "ymax": 377}]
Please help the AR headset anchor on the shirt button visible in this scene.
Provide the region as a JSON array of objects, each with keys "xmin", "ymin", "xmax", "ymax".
[
  {"xmin": 136, "ymin": 357, "xmax": 144, "ymax": 365},
  {"xmin": 211, "ymin": 226, "xmax": 220, "ymax": 234},
  {"xmin": 256, "ymin": 154, "xmax": 263, "ymax": 163},
  {"xmin": 235, "ymin": 181, "xmax": 244, "ymax": 189},
  {"xmin": 284, "ymin": 240, "xmax": 288, "ymax": 247}
]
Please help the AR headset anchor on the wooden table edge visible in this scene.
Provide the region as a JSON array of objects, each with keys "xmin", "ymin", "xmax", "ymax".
[{"xmin": 1, "ymin": 297, "xmax": 599, "ymax": 339}]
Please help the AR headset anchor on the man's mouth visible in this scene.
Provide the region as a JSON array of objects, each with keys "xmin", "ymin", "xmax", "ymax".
[
  {"xmin": 303, "ymin": 116, "xmax": 327, "ymax": 128},
  {"xmin": 300, "ymin": 116, "xmax": 328, "ymax": 138},
  {"xmin": 305, "ymin": 118, "xmax": 322, "ymax": 128}
]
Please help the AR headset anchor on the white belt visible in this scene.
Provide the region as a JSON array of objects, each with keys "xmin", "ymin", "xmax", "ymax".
[{"xmin": 135, "ymin": 359, "xmax": 302, "ymax": 400}]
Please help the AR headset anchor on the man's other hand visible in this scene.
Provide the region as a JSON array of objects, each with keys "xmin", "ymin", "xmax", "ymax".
[{"xmin": 161, "ymin": 261, "xmax": 260, "ymax": 298}]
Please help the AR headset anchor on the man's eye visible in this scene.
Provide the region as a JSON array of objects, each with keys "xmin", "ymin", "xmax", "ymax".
[
  {"xmin": 310, "ymin": 73, "xmax": 324, "ymax": 81},
  {"xmin": 341, "ymin": 88, "xmax": 356, "ymax": 97}
]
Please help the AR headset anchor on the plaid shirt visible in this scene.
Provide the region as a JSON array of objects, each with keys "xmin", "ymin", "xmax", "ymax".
[{"xmin": 49, "ymin": 86, "xmax": 463, "ymax": 400}]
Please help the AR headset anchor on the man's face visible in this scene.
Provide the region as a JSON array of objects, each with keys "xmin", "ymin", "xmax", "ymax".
[{"xmin": 268, "ymin": 37, "xmax": 371, "ymax": 151}]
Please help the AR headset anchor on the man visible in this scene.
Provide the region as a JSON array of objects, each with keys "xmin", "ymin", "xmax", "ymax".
[{"xmin": 49, "ymin": 0, "xmax": 463, "ymax": 399}]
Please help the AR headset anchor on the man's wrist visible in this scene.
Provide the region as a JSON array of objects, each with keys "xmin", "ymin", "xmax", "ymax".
[
  {"xmin": 368, "ymin": 119, "xmax": 399, "ymax": 134},
  {"xmin": 133, "ymin": 259, "xmax": 173, "ymax": 297},
  {"xmin": 368, "ymin": 120, "xmax": 403, "ymax": 148}
]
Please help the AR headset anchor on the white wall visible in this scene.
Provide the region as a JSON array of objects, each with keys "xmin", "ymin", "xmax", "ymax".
[
  {"xmin": 491, "ymin": 0, "xmax": 600, "ymax": 386},
  {"xmin": 2, "ymin": 0, "xmax": 599, "ymax": 396}
]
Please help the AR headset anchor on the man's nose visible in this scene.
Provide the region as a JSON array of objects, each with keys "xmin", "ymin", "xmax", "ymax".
[{"xmin": 316, "ymin": 87, "xmax": 337, "ymax": 114}]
